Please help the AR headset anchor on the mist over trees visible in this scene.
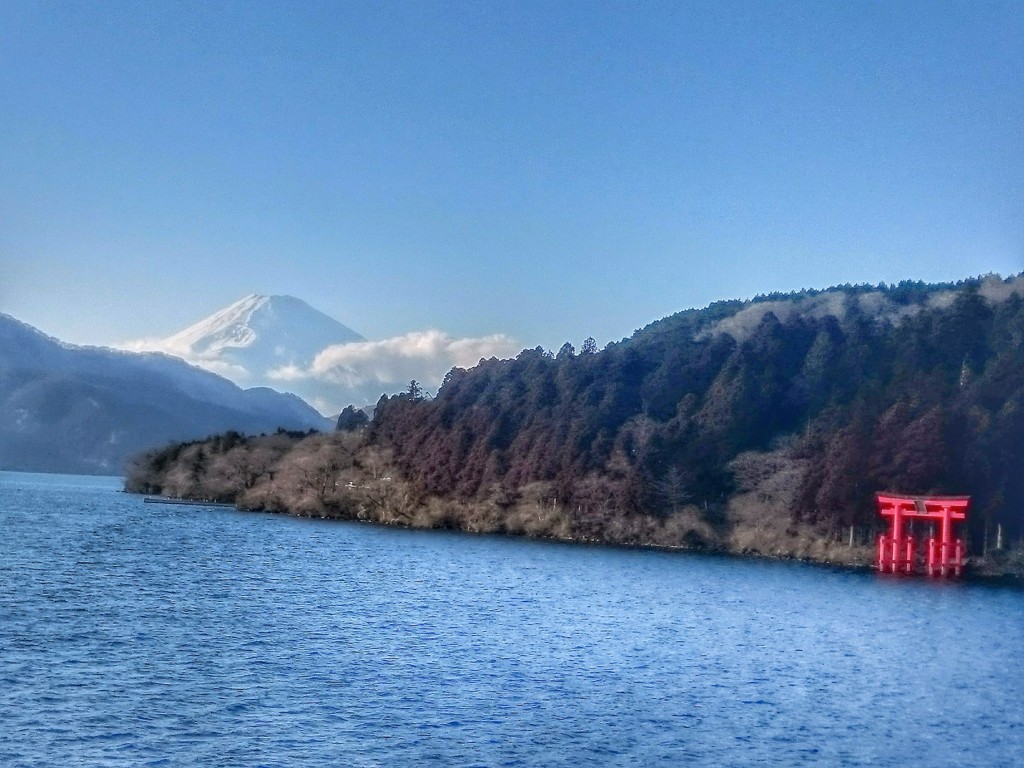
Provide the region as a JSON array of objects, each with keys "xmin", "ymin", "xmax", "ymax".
[{"xmin": 127, "ymin": 276, "xmax": 1024, "ymax": 572}]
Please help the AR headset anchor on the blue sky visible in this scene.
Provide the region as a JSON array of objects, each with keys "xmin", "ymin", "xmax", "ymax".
[{"xmin": 2, "ymin": 0, "xmax": 1021, "ymax": 352}]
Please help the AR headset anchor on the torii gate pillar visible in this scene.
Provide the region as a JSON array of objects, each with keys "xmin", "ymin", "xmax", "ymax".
[{"xmin": 876, "ymin": 494, "xmax": 969, "ymax": 577}]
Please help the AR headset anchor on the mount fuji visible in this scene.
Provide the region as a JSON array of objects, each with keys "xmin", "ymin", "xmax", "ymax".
[
  {"xmin": 129, "ymin": 295, "xmax": 366, "ymax": 412},
  {"xmin": 160, "ymin": 294, "xmax": 364, "ymax": 377}
]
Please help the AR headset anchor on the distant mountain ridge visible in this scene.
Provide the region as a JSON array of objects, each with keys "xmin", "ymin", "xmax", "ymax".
[{"xmin": 0, "ymin": 313, "xmax": 332, "ymax": 474}]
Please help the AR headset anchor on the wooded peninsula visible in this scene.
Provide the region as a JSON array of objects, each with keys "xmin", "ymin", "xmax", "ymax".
[{"xmin": 126, "ymin": 276, "xmax": 1024, "ymax": 579}]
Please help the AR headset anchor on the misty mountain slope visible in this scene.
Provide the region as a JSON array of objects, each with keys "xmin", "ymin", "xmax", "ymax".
[{"xmin": 0, "ymin": 313, "xmax": 332, "ymax": 474}]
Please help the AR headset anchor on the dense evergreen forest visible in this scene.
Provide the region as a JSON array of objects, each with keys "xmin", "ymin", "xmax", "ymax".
[{"xmin": 127, "ymin": 275, "xmax": 1024, "ymax": 576}]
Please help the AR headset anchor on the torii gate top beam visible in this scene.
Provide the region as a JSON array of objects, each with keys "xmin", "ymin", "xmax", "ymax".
[{"xmin": 876, "ymin": 493, "xmax": 969, "ymax": 521}]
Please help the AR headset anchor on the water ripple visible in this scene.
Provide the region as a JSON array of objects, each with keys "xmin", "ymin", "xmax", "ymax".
[{"xmin": 1, "ymin": 471, "xmax": 1022, "ymax": 766}]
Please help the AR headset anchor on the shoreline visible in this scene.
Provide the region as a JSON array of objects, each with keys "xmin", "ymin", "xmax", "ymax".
[{"xmin": 140, "ymin": 492, "xmax": 1024, "ymax": 586}]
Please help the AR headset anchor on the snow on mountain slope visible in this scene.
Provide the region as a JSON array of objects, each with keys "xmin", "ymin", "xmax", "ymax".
[
  {"xmin": 161, "ymin": 294, "xmax": 364, "ymax": 373},
  {"xmin": 126, "ymin": 295, "xmax": 367, "ymax": 410}
]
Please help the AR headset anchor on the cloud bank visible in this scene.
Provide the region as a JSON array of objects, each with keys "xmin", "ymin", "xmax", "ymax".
[
  {"xmin": 271, "ymin": 329, "xmax": 519, "ymax": 399},
  {"xmin": 123, "ymin": 329, "xmax": 520, "ymax": 415}
]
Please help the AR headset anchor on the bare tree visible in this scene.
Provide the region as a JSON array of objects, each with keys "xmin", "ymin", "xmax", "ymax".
[{"xmin": 651, "ymin": 466, "xmax": 691, "ymax": 515}]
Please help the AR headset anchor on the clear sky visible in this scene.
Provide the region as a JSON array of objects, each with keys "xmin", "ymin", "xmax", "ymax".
[{"xmin": 2, "ymin": 0, "xmax": 1021, "ymax": 352}]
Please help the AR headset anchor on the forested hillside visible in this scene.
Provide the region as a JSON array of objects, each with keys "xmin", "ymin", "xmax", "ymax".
[{"xmin": 127, "ymin": 276, "xmax": 1024, "ymax": 575}]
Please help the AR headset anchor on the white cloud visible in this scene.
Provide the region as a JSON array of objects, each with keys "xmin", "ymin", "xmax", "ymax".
[
  {"xmin": 265, "ymin": 364, "xmax": 305, "ymax": 382},
  {"xmin": 277, "ymin": 329, "xmax": 520, "ymax": 395},
  {"xmin": 194, "ymin": 359, "xmax": 253, "ymax": 381},
  {"xmin": 121, "ymin": 337, "xmax": 253, "ymax": 381},
  {"xmin": 122, "ymin": 328, "xmax": 520, "ymax": 414},
  {"xmin": 120, "ymin": 337, "xmax": 173, "ymax": 354}
]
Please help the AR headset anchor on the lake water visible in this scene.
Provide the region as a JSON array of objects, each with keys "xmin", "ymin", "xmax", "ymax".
[{"xmin": 1, "ymin": 471, "xmax": 1022, "ymax": 767}]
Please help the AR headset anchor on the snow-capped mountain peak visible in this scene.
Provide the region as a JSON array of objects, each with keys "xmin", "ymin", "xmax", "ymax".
[
  {"xmin": 124, "ymin": 294, "xmax": 368, "ymax": 414},
  {"xmin": 164, "ymin": 294, "xmax": 364, "ymax": 360},
  {"xmin": 163, "ymin": 293, "xmax": 266, "ymax": 354}
]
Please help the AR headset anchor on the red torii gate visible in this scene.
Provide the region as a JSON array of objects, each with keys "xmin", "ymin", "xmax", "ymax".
[{"xmin": 876, "ymin": 493, "xmax": 970, "ymax": 577}]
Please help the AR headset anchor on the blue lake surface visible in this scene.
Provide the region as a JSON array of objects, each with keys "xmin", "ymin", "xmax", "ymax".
[{"xmin": 1, "ymin": 470, "xmax": 1022, "ymax": 767}]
